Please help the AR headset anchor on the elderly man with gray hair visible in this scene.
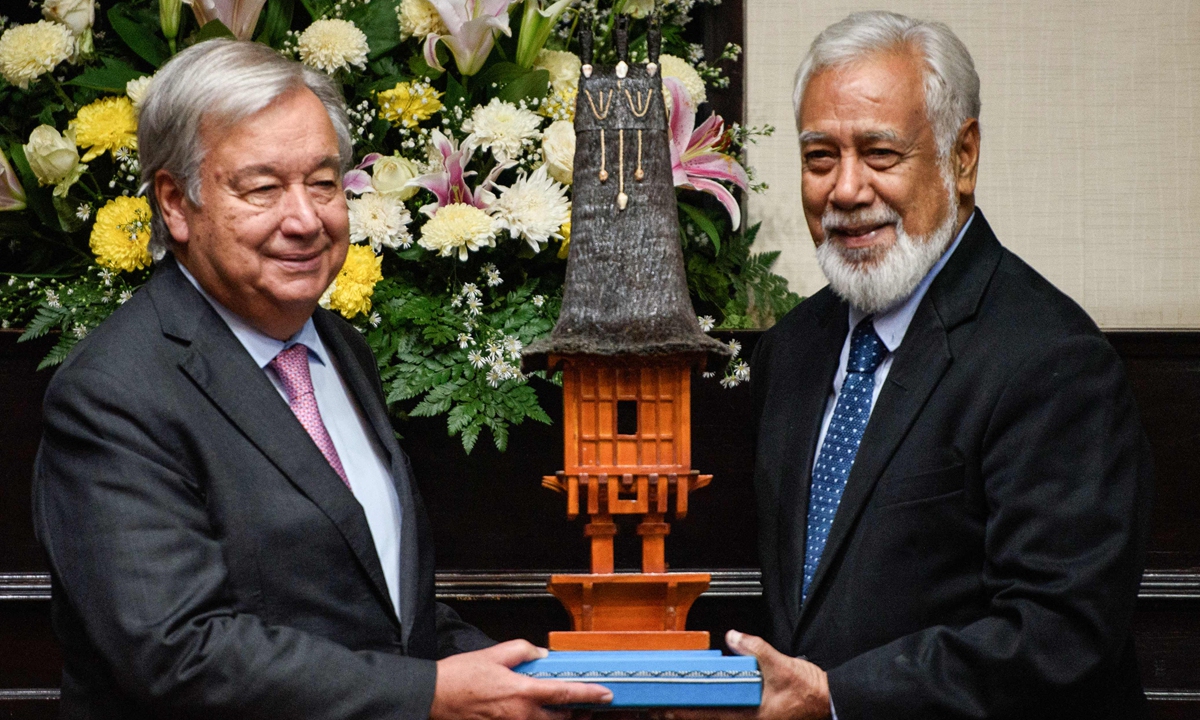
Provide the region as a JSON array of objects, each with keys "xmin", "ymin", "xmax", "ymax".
[
  {"xmin": 32, "ymin": 39, "xmax": 610, "ymax": 719},
  {"xmin": 713, "ymin": 11, "xmax": 1152, "ymax": 720}
]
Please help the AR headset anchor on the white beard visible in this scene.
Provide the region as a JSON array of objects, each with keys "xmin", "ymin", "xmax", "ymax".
[{"xmin": 814, "ymin": 187, "xmax": 960, "ymax": 315}]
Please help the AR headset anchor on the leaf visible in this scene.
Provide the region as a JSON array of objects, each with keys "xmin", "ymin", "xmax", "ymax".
[
  {"xmin": 194, "ymin": 18, "xmax": 236, "ymax": 42},
  {"xmin": 38, "ymin": 336, "xmax": 79, "ymax": 369},
  {"xmin": 297, "ymin": 0, "xmax": 334, "ymax": 20},
  {"xmin": 408, "ymin": 53, "xmax": 442, "ymax": 79},
  {"xmin": 678, "ymin": 201, "xmax": 722, "ymax": 254},
  {"xmin": 496, "ymin": 68, "xmax": 550, "ymax": 104},
  {"xmin": 345, "ymin": 0, "xmax": 400, "ymax": 59},
  {"xmin": 19, "ymin": 305, "xmax": 69, "ymax": 341},
  {"xmin": 67, "ymin": 57, "xmax": 144, "ymax": 93},
  {"xmin": 256, "ymin": 0, "xmax": 295, "ymax": 48},
  {"xmin": 474, "ymin": 61, "xmax": 528, "ymax": 90},
  {"xmin": 460, "ymin": 422, "xmax": 480, "ymax": 453},
  {"xmin": 444, "ymin": 73, "xmax": 467, "ymax": 114},
  {"xmin": 108, "ymin": 4, "xmax": 171, "ymax": 68}
]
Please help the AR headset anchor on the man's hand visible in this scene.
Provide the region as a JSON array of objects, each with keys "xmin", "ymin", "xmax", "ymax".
[
  {"xmin": 654, "ymin": 630, "xmax": 832, "ymax": 720},
  {"xmin": 729, "ymin": 630, "xmax": 831, "ymax": 720},
  {"xmin": 430, "ymin": 639, "xmax": 613, "ymax": 720}
]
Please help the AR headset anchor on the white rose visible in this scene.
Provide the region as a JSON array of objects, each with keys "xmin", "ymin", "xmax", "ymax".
[
  {"xmin": 372, "ymin": 155, "xmax": 421, "ymax": 201},
  {"xmin": 43, "ymin": 0, "xmax": 95, "ymax": 36},
  {"xmin": 541, "ymin": 120, "xmax": 575, "ymax": 186},
  {"xmin": 622, "ymin": 0, "xmax": 655, "ymax": 18},
  {"xmin": 24, "ymin": 125, "xmax": 84, "ymax": 194}
]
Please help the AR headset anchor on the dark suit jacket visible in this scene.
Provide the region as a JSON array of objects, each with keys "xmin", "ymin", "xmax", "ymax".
[
  {"xmin": 33, "ymin": 257, "xmax": 492, "ymax": 719},
  {"xmin": 750, "ymin": 211, "xmax": 1153, "ymax": 719}
]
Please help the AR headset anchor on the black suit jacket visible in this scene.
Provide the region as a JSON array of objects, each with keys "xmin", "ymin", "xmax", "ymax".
[
  {"xmin": 33, "ymin": 257, "xmax": 492, "ymax": 719},
  {"xmin": 750, "ymin": 211, "xmax": 1153, "ymax": 719}
]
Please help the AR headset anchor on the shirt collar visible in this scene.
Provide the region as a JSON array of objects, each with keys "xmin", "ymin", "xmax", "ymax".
[
  {"xmin": 177, "ymin": 261, "xmax": 328, "ymax": 369},
  {"xmin": 848, "ymin": 210, "xmax": 975, "ymax": 353}
]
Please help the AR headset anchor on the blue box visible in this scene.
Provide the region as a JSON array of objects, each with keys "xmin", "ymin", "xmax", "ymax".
[{"xmin": 514, "ymin": 650, "xmax": 761, "ymax": 708}]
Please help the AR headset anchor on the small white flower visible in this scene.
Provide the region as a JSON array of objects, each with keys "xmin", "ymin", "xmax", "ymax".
[
  {"xmin": 727, "ymin": 339, "xmax": 742, "ymax": 358},
  {"xmin": 465, "ymin": 296, "xmax": 482, "ymax": 314},
  {"xmin": 297, "ymin": 19, "xmax": 369, "ymax": 74},
  {"xmin": 482, "ymin": 263, "xmax": 502, "ymax": 287},
  {"xmin": 369, "ymin": 312, "xmax": 382, "ymax": 327},
  {"xmin": 75, "ymin": 203, "xmax": 91, "ymax": 221},
  {"xmin": 489, "ymin": 165, "xmax": 570, "ymax": 253},
  {"xmin": 348, "ymin": 192, "xmax": 412, "ymax": 251},
  {"xmin": 702, "ymin": 371, "xmax": 716, "ymax": 379},
  {"xmin": 7, "ymin": 276, "xmax": 16, "ymax": 286},
  {"xmin": 502, "ymin": 335, "xmax": 523, "ymax": 357},
  {"xmin": 45, "ymin": 288, "xmax": 60, "ymax": 307},
  {"xmin": 457, "ymin": 332, "xmax": 472, "ymax": 349},
  {"xmin": 486, "ymin": 366, "xmax": 505, "ymax": 387},
  {"xmin": 118, "ymin": 289, "xmax": 132, "ymax": 304},
  {"xmin": 720, "ymin": 374, "xmax": 740, "ymax": 389},
  {"xmin": 462, "ymin": 282, "xmax": 480, "ymax": 298},
  {"xmin": 465, "ymin": 97, "xmax": 542, "ymax": 163},
  {"xmin": 733, "ymin": 359, "xmax": 750, "ymax": 381},
  {"xmin": 71, "ymin": 323, "xmax": 87, "ymax": 339},
  {"xmin": 533, "ymin": 294, "xmax": 545, "ymax": 308},
  {"xmin": 468, "ymin": 350, "xmax": 487, "ymax": 368},
  {"xmin": 698, "ymin": 315, "xmax": 716, "ymax": 332}
]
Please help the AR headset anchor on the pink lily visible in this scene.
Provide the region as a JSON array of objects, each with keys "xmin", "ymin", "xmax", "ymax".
[
  {"xmin": 407, "ymin": 130, "xmax": 510, "ymax": 217},
  {"xmin": 424, "ymin": 0, "xmax": 516, "ymax": 76},
  {"xmin": 183, "ymin": 0, "xmax": 268, "ymax": 41},
  {"xmin": 665, "ymin": 77, "xmax": 749, "ymax": 230},
  {"xmin": 344, "ymin": 153, "xmax": 383, "ymax": 196},
  {"xmin": 0, "ymin": 149, "xmax": 27, "ymax": 212}
]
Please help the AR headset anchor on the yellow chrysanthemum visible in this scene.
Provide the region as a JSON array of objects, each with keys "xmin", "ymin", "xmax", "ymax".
[
  {"xmin": 0, "ymin": 21, "xmax": 74, "ymax": 90},
  {"xmin": 324, "ymin": 244, "xmax": 383, "ymax": 318},
  {"xmin": 71, "ymin": 96, "xmax": 138, "ymax": 162},
  {"xmin": 377, "ymin": 81, "xmax": 443, "ymax": 129},
  {"xmin": 539, "ymin": 87, "xmax": 576, "ymax": 123},
  {"xmin": 418, "ymin": 203, "xmax": 497, "ymax": 261},
  {"xmin": 557, "ymin": 220, "xmax": 571, "ymax": 259},
  {"xmin": 90, "ymin": 196, "xmax": 152, "ymax": 272},
  {"xmin": 297, "ymin": 18, "xmax": 370, "ymax": 74}
]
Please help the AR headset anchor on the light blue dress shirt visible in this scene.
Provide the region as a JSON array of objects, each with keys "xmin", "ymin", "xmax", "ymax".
[
  {"xmin": 178, "ymin": 264, "xmax": 403, "ymax": 618},
  {"xmin": 811, "ymin": 212, "xmax": 973, "ymax": 720}
]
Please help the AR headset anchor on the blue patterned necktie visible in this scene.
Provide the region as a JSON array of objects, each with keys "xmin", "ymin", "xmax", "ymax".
[{"xmin": 803, "ymin": 317, "xmax": 888, "ymax": 602}]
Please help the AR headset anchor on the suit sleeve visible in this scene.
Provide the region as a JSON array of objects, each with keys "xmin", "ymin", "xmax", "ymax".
[
  {"xmin": 825, "ymin": 334, "xmax": 1152, "ymax": 718},
  {"xmin": 34, "ymin": 364, "xmax": 438, "ymax": 720}
]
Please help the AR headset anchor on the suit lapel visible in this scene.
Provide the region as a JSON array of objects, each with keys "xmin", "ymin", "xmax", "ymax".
[
  {"xmin": 314, "ymin": 311, "xmax": 421, "ymax": 648},
  {"xmin": 794, "ymin": 211, "xmax": 1004, "ymax": 634},
  {"xmin": 150, "ymin": 260, "xmax": 401, "ymax": 632},
  {"xmin": 775, "ymin": 293, "xmax": 847, "ymax": 633}
]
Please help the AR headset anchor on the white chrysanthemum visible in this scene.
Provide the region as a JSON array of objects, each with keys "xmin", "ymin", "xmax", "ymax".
[
  {"xmin": 418, "ymin": 203, "xmax": 497, "ymax": 261},
  {"xmin": 533, "ymin": 49, "xmax": 581, "ymax": 93},
  {"xmin": 398, "ymin": 0, "xmax": 447, "ymax": 40},
  {"xmin": 125, "ymin": 75, "xmax": 153, "ymax": 112},
  {"xmin": 488, "ymin": 165, "xmax": 570, "ymax": 253},
  {"xmin": 660, "ymin": 54, "xmax": 707, "ymax": 109},
  {"xmin": 349, "ymin": 193, "xmax": 413, "ymax": 252},
  {"xmin": 297, "ymin": 19, "xmax": 369, "ymax": 74},
  {"xmin": 464, "ymin": 97, "xmax": 542, "ymax": 163},
  {"xmin": 0, "ymin": 21, "xmax": 74, "ymax": 89}
]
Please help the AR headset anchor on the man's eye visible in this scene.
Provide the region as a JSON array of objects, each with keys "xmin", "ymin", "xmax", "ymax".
[
  {"xmin": 864, "ymin": 149, "xmax": 901, "ymax": 167},
  {"xmin": 804, "ymin": 151, "xmax": 836, "ymax": 170}
]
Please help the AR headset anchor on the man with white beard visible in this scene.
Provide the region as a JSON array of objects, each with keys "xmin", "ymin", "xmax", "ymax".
[{"xmin": 715, "ymin": 11, "xmax": 1153, "ymax": 720}]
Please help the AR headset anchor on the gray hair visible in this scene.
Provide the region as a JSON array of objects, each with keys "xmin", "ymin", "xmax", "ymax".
[
  {"xmin": 792, "ymin": 11, "xmax": 981, "ymax": 159},
  {"xmin": 138, "ymin": 39, "xmax": 353, "ymax": 256}
]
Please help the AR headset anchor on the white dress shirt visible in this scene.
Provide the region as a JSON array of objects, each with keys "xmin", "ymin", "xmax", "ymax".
[{"xmin": 178, "ymin": 264, "xmax": 403, "ymax": 618}]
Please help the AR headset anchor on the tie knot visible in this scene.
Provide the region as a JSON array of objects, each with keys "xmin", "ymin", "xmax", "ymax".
[
  {"xmin": 269, "ymin": 343, "xmax": 313, "ymax": 403},
  {"xmin": 847, "ymin": 318, "xmax": 887, "ymax": 374}
]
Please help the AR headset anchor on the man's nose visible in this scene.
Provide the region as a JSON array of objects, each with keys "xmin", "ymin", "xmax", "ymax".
[
  {"xmin": 830, "ymin": 155, "xmax": 874, "ymax": 209},
  {"xmin": 278, "ymin": 184, "xmax": 323, "ymax": 237}
]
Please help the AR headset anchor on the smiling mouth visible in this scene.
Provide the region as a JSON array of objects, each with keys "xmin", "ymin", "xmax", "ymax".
[
  {"xmin": 827, "ymin": 223, "xmax": 892, "ymax": 248},
  {"xmin": 270, "ymin": 251, "xmax": 325, "ymax": 272}
]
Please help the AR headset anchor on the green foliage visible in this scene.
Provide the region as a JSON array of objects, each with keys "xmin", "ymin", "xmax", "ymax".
[
  {"xmin": 107, "ymin": 3, "xmax": 171, "ymax": 67},
  {"xmin": 364, "ymin": 266, "xmax": 559, "ymax": 453}
]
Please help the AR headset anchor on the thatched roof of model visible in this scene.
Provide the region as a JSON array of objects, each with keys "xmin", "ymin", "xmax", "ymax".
[{"xmin": 522, "ymin": 16, "xmax": 731, "ymax": 372}]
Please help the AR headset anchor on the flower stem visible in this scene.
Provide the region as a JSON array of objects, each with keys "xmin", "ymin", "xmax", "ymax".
[{"xmin": 48, "ymin": 76, "xmax": 77, "ymax": 114}]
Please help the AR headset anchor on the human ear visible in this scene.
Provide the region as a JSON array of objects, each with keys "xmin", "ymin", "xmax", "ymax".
[
  {"xmin": 154, "ymin": 170, "xmax": 191, "ymax": 246},
  {"xmin": 953, "ymin": 118, "xmax": 980, "ymax": 199}
]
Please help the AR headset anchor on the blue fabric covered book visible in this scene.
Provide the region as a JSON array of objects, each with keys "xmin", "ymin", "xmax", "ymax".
[{"xmin": 513, "ymin": 650, "xmax": 762, "ymax": 708}]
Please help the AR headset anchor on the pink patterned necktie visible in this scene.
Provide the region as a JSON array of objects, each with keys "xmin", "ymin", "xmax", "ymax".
[{"xmin": 269, "ymin": 343, "xmax": 351, "ymax": 489}]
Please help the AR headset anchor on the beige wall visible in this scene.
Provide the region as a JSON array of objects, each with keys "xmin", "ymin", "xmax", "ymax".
[{"xmin": 745, "ymin": 1, "xmax": 1200, "ymax": 328}]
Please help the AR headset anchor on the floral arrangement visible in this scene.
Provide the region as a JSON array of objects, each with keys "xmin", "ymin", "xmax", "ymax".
[{"xmin": 0, "ymin": 0, "xmax": 798, "ymax": 452}]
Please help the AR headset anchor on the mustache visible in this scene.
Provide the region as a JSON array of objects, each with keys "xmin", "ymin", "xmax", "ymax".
[{"xmin": 821, "ymin": 204, "xmax": 902, "ymax": 238}]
